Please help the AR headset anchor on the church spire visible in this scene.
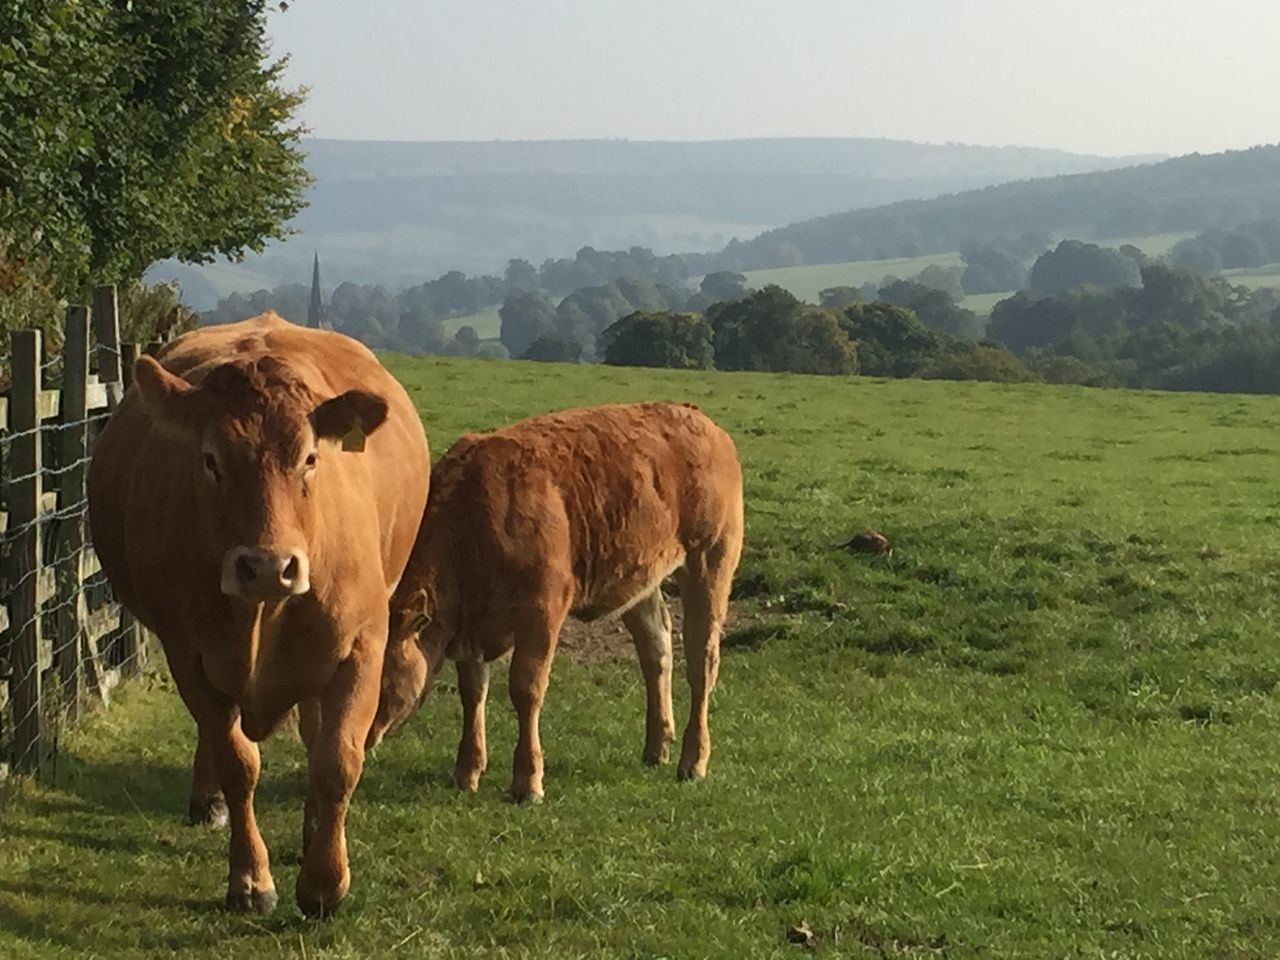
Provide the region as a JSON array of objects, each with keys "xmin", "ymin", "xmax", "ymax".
[{"xmin": 307, "ymin": 251, "xmax": 327, "ymax": 329}]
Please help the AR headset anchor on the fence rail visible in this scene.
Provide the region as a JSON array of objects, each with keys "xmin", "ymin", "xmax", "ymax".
[{"xmin": 1, "ymin": 285, "xmax": 153, "ymax": 780}]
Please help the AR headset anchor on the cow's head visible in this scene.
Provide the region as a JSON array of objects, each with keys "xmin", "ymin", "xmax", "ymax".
[
  {"xmin": 366, "ymin": 589, "xmax": 434, "ymax": 747},
  {"xmin": 134, "ymin": 354, "xmax": 388, "ymax": 602}
]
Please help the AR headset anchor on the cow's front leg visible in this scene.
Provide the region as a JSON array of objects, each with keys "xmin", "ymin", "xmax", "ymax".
[
  {"xmin": 169, "ymin": 651, "xmax": 276, "ymax": 912},
  {"xmin": 296, "ymin": 640, "xmax": 381, "ymax": 918}
]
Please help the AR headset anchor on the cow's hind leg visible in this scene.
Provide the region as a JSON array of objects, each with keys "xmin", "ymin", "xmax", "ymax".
[
  {"xmin": 188, "ymin": 727, "xmax": 228, "ymax": 828},
  {"xmin": 675, "ymin": 538, "xmax": 739, "ymax": 781},
  {"xmin": 508, "ymin": 601, "xmax": 569, "ymax": 803},
  {"xmin": 454, "ymin": 659, "xmax": 490, "ymax": 792},
  {"xmin": 621, "ymin": 587, "xmax": 675, "ymax": 766}
]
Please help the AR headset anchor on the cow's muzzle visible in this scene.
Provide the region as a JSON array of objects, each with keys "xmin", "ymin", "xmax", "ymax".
[{"xmin": 221, "ymin": 546, "xmax": 311, "ymax": 600}]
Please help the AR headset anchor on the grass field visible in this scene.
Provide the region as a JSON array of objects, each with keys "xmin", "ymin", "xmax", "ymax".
[
  {"xmin": 5, "ymin": 359, "xmax": 1280, "ymax": 958},
  {"xmin": 1223, "ymin": 264, "xmax": 1280, "ymax": 293},
  {"xmin": 442, "ymin": 305, "xmax": 501, "ymax": 340},
  {"xmin": 742, "ymin": 232, "xmax": 1200, "ymax": 315}
]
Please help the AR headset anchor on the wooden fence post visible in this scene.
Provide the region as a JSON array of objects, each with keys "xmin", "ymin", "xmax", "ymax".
[
  {"xmin": 9, "ymin": 330, "xmax": 45, "ymax": 773},
  {"xmin": 93, "ymin": 285, "xmax": 123, "ymax": 406},
  {"xmin": 52, "ymin": 307, "xmax": 90, "ymax": 720}
]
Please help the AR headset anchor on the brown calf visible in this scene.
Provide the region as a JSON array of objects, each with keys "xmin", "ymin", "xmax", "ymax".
[{"xmin": 369, "ymin": 402, "xmax": 744, "ymax": 800}]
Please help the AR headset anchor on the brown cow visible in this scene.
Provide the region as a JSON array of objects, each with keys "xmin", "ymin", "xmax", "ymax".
[
  {"xmin": 369, "ymin": 402, "xmax": 743, "ymax": 800},
  {"xmin": 87, "ymin": 313, "xmax": 429, "ymax": 916}
]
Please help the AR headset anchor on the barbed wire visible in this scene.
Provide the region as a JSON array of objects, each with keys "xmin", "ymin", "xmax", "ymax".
[{"xmin": 1, "ymin": 317, "xmax": 143, "ymax": 779}]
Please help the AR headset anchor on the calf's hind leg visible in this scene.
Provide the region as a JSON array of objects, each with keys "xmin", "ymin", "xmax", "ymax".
[
  {"xmin": 675, "ymin": 539, "xmax": 739, "ymax": 782},
  {"xmin": 621, "ymin": 588, "xmax": 675, "ymax": 765},
  {"xmin": 508, "ymin": 603, "xmax": 568, "ymax": 803}
]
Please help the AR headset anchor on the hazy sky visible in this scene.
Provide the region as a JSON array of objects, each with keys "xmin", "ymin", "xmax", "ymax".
[{"xmin": 268, "ymin": 0, "xmax": 1280, "ymax": 157}]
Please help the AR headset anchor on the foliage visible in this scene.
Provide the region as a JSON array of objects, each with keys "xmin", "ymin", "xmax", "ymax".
[
  {"xmin": 1028, "ymin": 241, "xmax": 1143, "ymax": 296},
  {"xmin": 923, "ymin": 341, "xmax": 1039, "ymax": 383},
  {"xmin": 1169, "ymin": 217, "xmax": 1280, "ymax": 273},
  {"xmin": 877, "ymin": 279, "xmax": 981, "ymax": 339},
  {"xmin": 522, "ymin": 334, "xmax": 583, "ymax": 363},
  {"xmin": 0, "ymin": 0, "xmax": 311, "ymax": 295},
  {"xmin": 601, "ymin": 311, "xmax": 714, "ymax": 370},
  {"xmin": 718, "ymin": 145, "xmax": 1280, "ymax": 270},
  {"xmin": 499, "ymin": 290, "xmax": 558, "ymax": 358},
  {"xmin": 960, "ymin": 241, "xmax": 1031, "ymax": 294},
  {"xmin": 840, "ymin": 301, "xmax": 949, "ymax": 377},
  {"xmin": 117, "ymin": 281, "xmax": 199, "ymax": 345}
]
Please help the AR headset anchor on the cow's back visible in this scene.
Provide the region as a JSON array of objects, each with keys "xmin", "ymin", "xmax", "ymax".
[{"xmin": 88, "ymin": 313, "xmax": 429, "ymax": 631}]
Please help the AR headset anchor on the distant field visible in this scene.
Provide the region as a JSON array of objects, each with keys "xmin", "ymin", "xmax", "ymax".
[
  {"xmin": 1095, "ymin": 230, "xmax": 1196, "ymax": 258},
  {"xmin": 960, "ymin": 291, "xmax": 1012, "ymax": 317},
  {"xmin": 6, "ymin": 359, "xmax": 1280, "ymax": 958},
  {"xmin": 744, "ymin": 252, "xmax": 965, "ymax": 302},
  {"xmin": 742, "ymin": 232, "xmax": 1200, "ymax": 314},
  {"xmin": 1223, "ymin": 264, "xmax": 1280, "ymax": 292},
  {"xmin": 443, "ymin": 305, "xmax": 502, "ymax": 339}
]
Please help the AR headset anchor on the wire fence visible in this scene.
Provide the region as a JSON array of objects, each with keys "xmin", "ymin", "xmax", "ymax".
[{"xmin": 0, "ymin": 285, "xmax": 158, "ymax": 781}]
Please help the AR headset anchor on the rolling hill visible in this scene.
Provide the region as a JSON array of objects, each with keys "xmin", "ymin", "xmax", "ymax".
[
  {"xmin": 718, "ymin": 144, "xmax": 1280, "ymax": 271},
  {"xmin": 147, "ymin": 137, "xmax": 1152, "ymax": 305}
]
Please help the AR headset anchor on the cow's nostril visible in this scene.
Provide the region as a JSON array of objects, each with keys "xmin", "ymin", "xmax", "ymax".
[
  {"xmin": 282, "ymin": 555, "xmax": 300, "ymax": 584},
  {"xmin": 235, "ymin": 554, "xmax": 257, "ymax": 583}
]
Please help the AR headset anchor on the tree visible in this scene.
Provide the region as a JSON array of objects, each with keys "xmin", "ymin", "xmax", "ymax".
[
  {"xmin": 913, "ymin": 264, "xmax": 966, "ymax": 300},
  {"xmin": 708, "ymin": 285, "xmax": 804, "ymax": 371},
  {"xmin": 1028, "ymin": 241, "xmax": 1142, "ymax": 296},
  {"xmin": 819, "ymin": 286, "xmax": 863, "ymax": 308},
  {"xmin": 700, "ymin": 271, "xmax": 750, "ymax": 303},
  {"xmin": 923, "ymin": 342, "xmax": 1039, "ymax": 383},
  {"xmin": 601, "ymin": 312, "xmax": 715, "ymax": 369},
  {"xmin": 0, "ymin": 1, "xmax": 310, "ymax": 295},
  {"xmin": 499, "ymin": 290, "xmax": 557, "ymax": 357},
  {"xmin": 504, "ymin": 258, "xmax": 539, "ymax": 293},
  {"xmin": 961, "ymin": 244, "xmax": 1028, "ymax": 294},
  {"xmin": 840, "ymin": 302, "xmax": 947, "ymax": 377},
  {"xmin": 773, "ymin": 310, "xmax": 859, "ymax": 375},
  {"xmin": 523, "ymin": 334, "xmax": 582, "ymax": 363},
  {"xmin": 877, "ymin": 279, "xmax": 980, "ymax": 339}
]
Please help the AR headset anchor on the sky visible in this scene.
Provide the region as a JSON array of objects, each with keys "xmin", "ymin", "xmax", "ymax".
[{"xmin": 267, "ymin": 0, "xmax": 1280, "ymax": 158}]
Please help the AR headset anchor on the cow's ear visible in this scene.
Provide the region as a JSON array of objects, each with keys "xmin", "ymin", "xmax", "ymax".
[
  {"xmin": 134, "ymin": 355, "xmax": 197, "ymax": 435},
  {"xmin": 312, "ymin": 390, "xmax": 388, "ymax": 452}
]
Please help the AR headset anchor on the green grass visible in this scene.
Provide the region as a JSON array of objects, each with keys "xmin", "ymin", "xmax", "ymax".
[
  {"xmin": 742, "ymin": 232, "xmax": 1199, "ymax": 311},
  {"xmin": 1223, "ymin": 264, "xmax": 1280, "ymax": 292},
  {"xmin": 6, "ymin": 360, "xmax": 1280, "ymax": 958},
  {"xmin": 442, "ymin": 305, "xmax": 501, "ymax": 339},
  {"xmin": 744, "ymin": 252, "xmax": 965, "ymax": 302}
]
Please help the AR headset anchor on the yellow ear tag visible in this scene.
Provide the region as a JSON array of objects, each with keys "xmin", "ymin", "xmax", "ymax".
[
  {"xmin": 410, "ymin": 612, "xmax": 431, "ymax": 633},
  {"xmin": 340, "ymin": 424, "xmax": 367, "ymax": 452}
]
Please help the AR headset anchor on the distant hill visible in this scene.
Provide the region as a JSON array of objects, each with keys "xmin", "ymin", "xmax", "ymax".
[
  {"xmin": 148, "ymin": 137, "xmax": 1151, "ymax": 305},
  {"xmin": 717, "ymin": 145, "xmax": 1280, "ymax": 271}
]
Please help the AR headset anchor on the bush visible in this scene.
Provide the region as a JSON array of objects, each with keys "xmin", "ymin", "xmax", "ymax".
[
  {"xmin": 923, "ymin": 342, "xmax": 1040, "ymax": 383},
  {"xmin": 601, "ymin": 311, "xmax": 714, "ymax": 369}
]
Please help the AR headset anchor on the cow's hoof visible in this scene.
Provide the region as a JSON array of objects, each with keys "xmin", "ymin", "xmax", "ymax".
[
  {"xmin": 643, "ymin": 746, "xmax": 670, "ymax": 767},
  {"xmin": 508, "ymin": 788, "xmax": 544, "ymax": 805},
  {"xmin": 225, "ymin": 887, "xmax": 278, "ymax": 914},
  {"xmin": 676, "ymin": 765, "xmax": 706, "ymax": 783},
  {"xmin": 297, "ymin": 894, "xmax": 343, "ymax": 920},
  {"xmin": 189, "ymin": 794, "xmax": 229, "ymax": 829},
  {"xmin": 453, "ymin": 768, "xmax": 484, "ymax": 792}
]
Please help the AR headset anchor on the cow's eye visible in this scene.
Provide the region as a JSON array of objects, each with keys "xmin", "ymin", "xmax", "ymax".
[
  {"xmin": 202, "ymin": 452, "xmax": 221, "ymax": 482},
  {"xmin": 303, "ymin": 452, "xmax": 318, "ymax": 470}
]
